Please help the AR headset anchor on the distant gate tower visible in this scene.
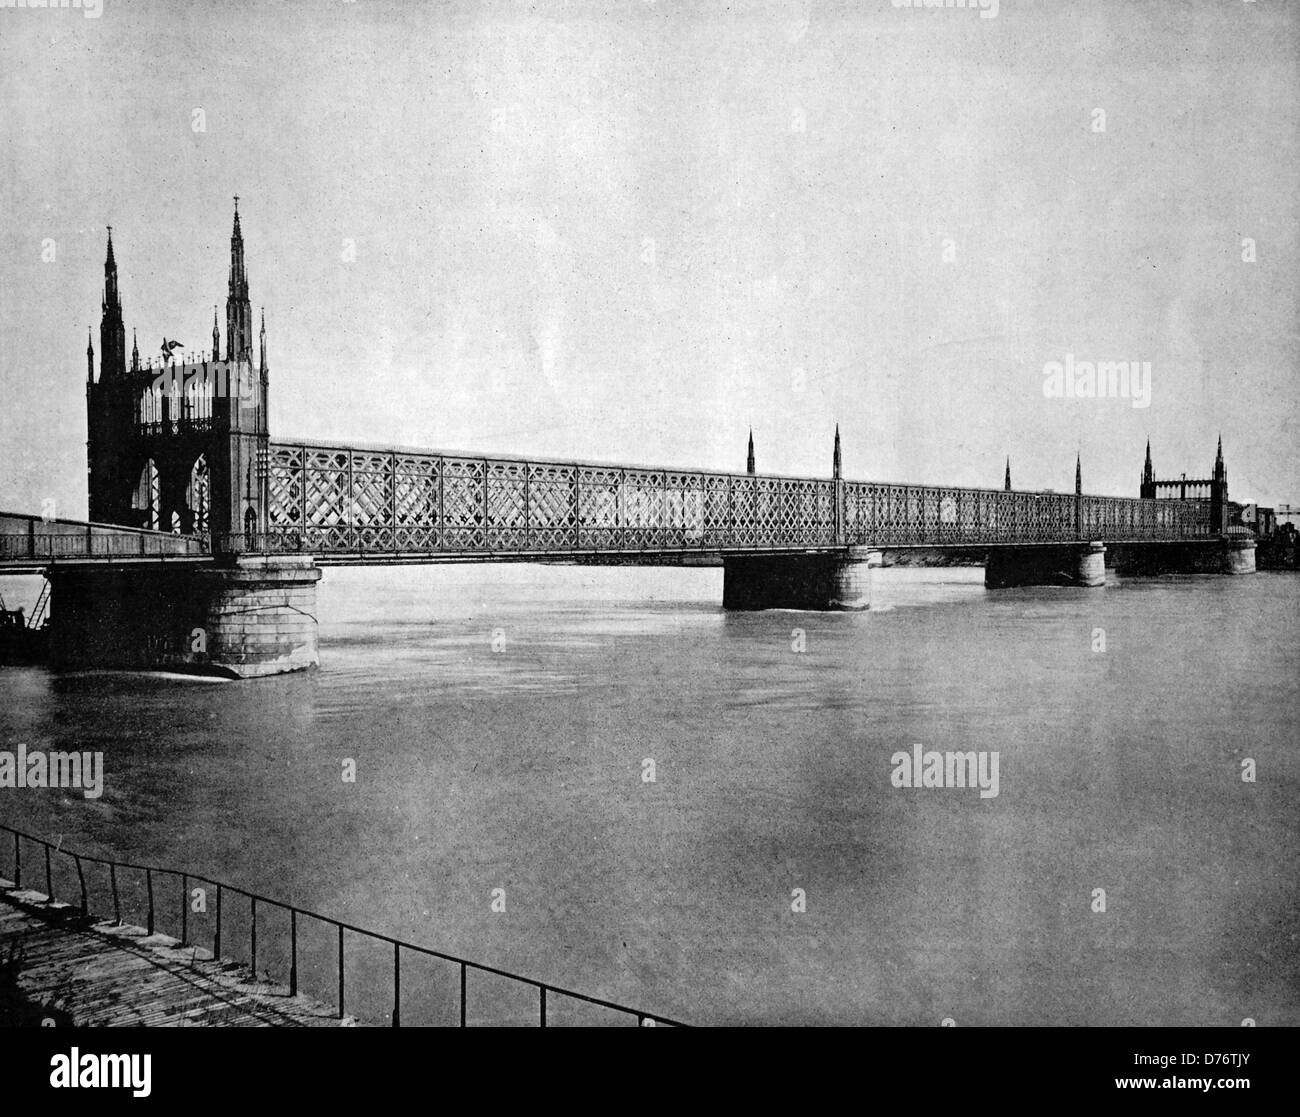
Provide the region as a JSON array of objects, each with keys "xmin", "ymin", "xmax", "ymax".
[{"xmin": 86, "ymin": 201, "xmax": 270, "ymax": 543}]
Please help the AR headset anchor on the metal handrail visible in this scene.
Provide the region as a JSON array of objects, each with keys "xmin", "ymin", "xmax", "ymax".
[
  {"xmin": 0, "ymin": 821, "xmax": 685, "ymax": 1028},
  {"xmin": 0, "ymin": 533, "xmax": 206, "ymax": 562}
]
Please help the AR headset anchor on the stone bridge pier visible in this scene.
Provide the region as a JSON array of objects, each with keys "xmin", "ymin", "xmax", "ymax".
[
  {"xmin": 46, "ymin": 556, "xmax": 321, "ymax": 679},
  {"xmin": 722, "ymin": 547, "xmax": 875, "ymax": 610},
  {"xmin": 1108, "ymin": 538, "xmax": 1257, "ymax": 577},
  {"xmin": 984, "ymin": 542, "xmax": 1108, "ymax": 589}
]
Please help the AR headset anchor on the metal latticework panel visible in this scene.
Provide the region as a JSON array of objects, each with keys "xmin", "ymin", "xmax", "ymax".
[{"xmin": 264, "ymin": 440, "xmax": 1219, "ymax": 556}]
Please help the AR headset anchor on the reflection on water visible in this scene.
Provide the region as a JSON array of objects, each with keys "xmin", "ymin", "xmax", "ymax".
[{"xmin": 0, "ymin": 565, "xmax": 1297, "ymax": 1024}]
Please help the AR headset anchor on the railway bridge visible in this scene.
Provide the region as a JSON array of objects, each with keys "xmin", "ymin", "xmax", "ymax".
[{"xmin": 0, "ymin": 210, "xmax": 1254, "ymax": 677}]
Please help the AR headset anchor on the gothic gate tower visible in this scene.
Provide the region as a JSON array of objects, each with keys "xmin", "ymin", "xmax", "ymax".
[{"xmin": 85, "ymin": 201, "xmax": 270, "ymax": 546}]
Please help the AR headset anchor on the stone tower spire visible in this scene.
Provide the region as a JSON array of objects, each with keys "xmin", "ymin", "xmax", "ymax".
[
  {"xmin": 746, "ymin": 429, "xmax": 755, "ymax": 475},
  {"xmin": 1140, "ymin": 439, "xmax": 1155, "ymax": 498},
  {"xmin": 1004, "ymin": 457, "xmax": 1011, "ymax": 491},
  {"xmin": 86, "ymin": 328, "xmax": 94, "ymax": 384},
  {"xmin": 1211, "ymin": 436, "xmax": 1228, "ymax": 534},
  {"xmin": 212, "ymin": 306, "xmax": 220, "ymax": 361},
  {"xmin": 99, "ymin": 227, "xmax": 126, "ymax": 380},
  {"xmin": 259, "ymin": 307, "xmax": 267, "ymax": 372},
  {"xmin": 832, "ymin": 425, "xmax": 842, "ymax": 480},
  {"xmin": 225, "ymin": 197, "xmax": 253, "ymax": 361},
  {"xmin": 1075, "ymin": 453, "xmax": 1082, "ymax": 495},
  {"xmin": 131, "ymin": 328, "xmax": 140, "ymax": 372}
]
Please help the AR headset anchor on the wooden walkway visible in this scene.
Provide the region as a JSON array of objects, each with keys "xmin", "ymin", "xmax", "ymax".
[{"xmin": 0, "ymin": 880, "xmax": 360, "ymax": 1027}]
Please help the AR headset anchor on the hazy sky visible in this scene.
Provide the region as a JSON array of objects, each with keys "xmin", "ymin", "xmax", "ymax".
[{"xmin": 1, "ymin": 0, "xmax": 1296, "ymax": 518}]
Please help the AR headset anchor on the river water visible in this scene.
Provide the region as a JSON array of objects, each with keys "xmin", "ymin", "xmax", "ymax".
[{"xmin": 0, "ymin": 565, "xmax": 1296, "ymax": 1026}]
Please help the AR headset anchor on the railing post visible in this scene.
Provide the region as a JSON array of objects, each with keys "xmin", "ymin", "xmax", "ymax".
[
  {"xmin": 436, "ymin": 453, "xmax": 445, "ymax": 552},
  {"xmin": 834, "ymin": 478, "xmax": 844, "ymax": 547},
  {"xmin": 572, "ymin": 467, "xmax": 581, "ymax": 551},
  {"xmin": 523, "ymin": 463, "xmax": 531, "ymax": 552},
  {"xmin": 481, "ymin": 459, "xmax": 490, "ymax": 552},
  {"xmin": 289, "ymin": 909, "xmax": 298, "ymax": 997},
  {"xmin": 110, "ymin": 863, "xmax": 121, "ymax": 924},
  {"xmin": 392, "ymin": 942, "xmax": 401, "ymax": 1028},
  {"xmin": 337, "ymin": 925, "xmax": 345, "ymax": 1019},
  {"xmin": 74, "ymin": 855, "xmax": 87, "ymax": 914},
  {"xmin": 347, "ymin": 450, "xmax": 355, "ymax": 553}
]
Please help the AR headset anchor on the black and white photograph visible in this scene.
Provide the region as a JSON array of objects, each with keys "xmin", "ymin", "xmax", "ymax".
[{"xmin": 0, "ymin": 0, "xmax": 1295, "ymax": 1083}]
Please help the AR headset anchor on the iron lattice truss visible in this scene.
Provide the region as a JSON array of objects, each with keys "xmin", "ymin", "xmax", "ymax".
[{"xmin": 252, "ymin": 441, "xmax": 1215, "ymax": 556}]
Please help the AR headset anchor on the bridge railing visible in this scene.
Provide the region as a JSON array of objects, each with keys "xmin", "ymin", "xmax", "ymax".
[
  {"xmin": 844, "ymin": 484, "xmax": 1214, "ymax": 546},
  {"xmin": 0, "ymin": 530, "xmax": 206, "ymax": 563},
  {"xmin": 256, "ymin": 440, "xmax": 1217, "ymax": 555},
  {"xmin": 0, "ymin": 821, "xmax": 684, "ymax": 1028}
]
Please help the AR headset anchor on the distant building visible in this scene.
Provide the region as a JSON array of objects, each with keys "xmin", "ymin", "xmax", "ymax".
[{"xmin": 1239, "ymin": 503, "xmax": 1277, "ymax": 538}]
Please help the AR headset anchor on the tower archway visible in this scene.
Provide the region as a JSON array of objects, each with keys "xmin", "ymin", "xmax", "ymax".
[
  {"xmin": 132, "ymin": 458, "xmax": 160, "ymax": 530},
  {"xmin": 188, "ymin": 454, "xmax": 210, "ymax": 536}
]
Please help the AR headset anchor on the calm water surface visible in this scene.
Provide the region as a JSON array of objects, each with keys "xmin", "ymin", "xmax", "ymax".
[{"xmin": 1, "ymin": 565, "xmax": 1297, "ymax": 1025}]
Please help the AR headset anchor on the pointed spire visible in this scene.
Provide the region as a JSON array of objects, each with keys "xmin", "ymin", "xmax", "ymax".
[
  {"xmin": 1075, "ymin": 452, "xmax": 1082, "ymax": 495},
  {"xmin": 832, "ymin": 424, "xmax": 842, "ymax": 480},
  {"xmin": 86, "ymin": 328, "xmax": 94, "ymax": 384},
  {"xmin": 259, "ymin": 306, "xmax": 267, "ymax": 372},
  {"xmin": 99, "ymin": 227, "xmax": 125, "ymax": 379},
  {"xmin": 1004, "ymin": 457, "xmax": 1011, "ymax": 491},
  {"xmin": 131, "ymin": 328, "xmax": 140, "ymax": 372},
  {"xmin": 212, "ymin": 306, "xmax": 220, "ymax": 361},
  {"xmin": 746, "ymin": 429, "xmax": 755, "ymax": 475},
  {"xmin": 226, "ymin": 197, "xmax": 252, "ymax": 361}
]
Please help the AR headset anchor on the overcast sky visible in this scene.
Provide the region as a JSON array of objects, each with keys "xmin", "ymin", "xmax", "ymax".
[{"xmin": 1, "ymin": 0, "xmax": 1296, "ymax": 517}]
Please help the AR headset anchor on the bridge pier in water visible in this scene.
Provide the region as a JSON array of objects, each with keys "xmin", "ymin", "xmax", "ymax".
[
  {"xmin": 1108, "ymin": 538, "xmax": 1257, "ymax": 577},
  {"xmin": 984, "ymin": 542, "xmax": 1108, "ymax": 589},
  {"xmin": 722, "ymin": 547, "xmax": 875, "ymax": 610},
  {"xmin": 46, "ymin": 555, "xmax": 321, "ymax": 679}
]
